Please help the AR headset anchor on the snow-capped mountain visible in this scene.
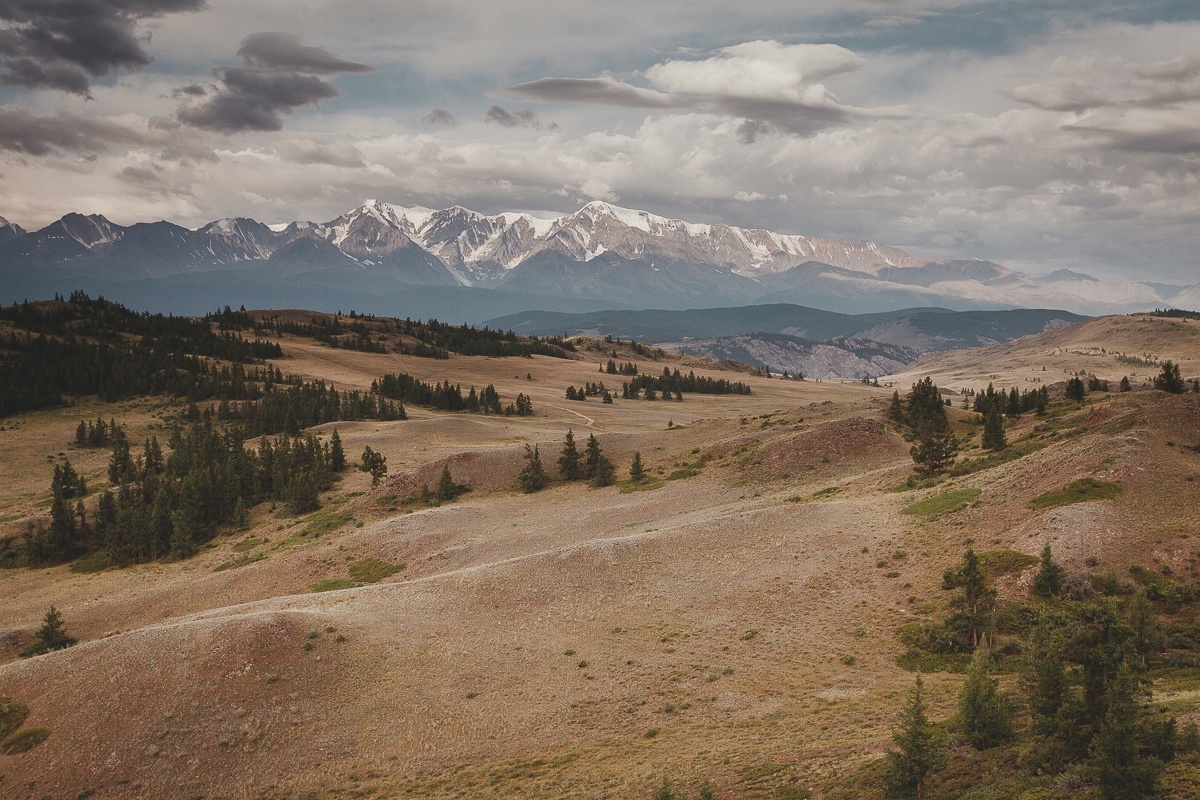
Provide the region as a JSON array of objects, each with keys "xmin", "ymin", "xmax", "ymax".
[{"xmin": 1, "ymin": 199, "xmax": 1195, "ymax": 318}]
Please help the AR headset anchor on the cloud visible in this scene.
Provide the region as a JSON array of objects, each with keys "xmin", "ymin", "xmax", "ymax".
[
  {"xmin": 176, "ymin": 33, "xmax": 372, "ymax": 133},
  {"xmin": 236, "ymin": 32, "xmax": 372, "ymax": 74},
  {"xmin": 422, "ymin": 108, "xmax": 457, "ymax": 126},
  {"xmin": 0, "ymin": 0, "xmax": 206, "ymax": 95},
  {"xmin": 735, "ymin": 119, "xmax": 774, "ymax": 144},
  {"xmin": 484, "ymin": 105, "xmax": 556, "ymax": 130},
  {"xmin": 0, "ymin": 105, "xmax": 145, "ymax": 155},
  {"xmin": 501, "ymin": 76, "xmax": 687, "ymax": 109}
]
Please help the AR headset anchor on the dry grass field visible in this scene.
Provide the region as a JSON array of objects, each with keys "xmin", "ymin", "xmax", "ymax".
[{"xmin": 0, "ymin": 314, "xmax": 1198, "ymax": 799}]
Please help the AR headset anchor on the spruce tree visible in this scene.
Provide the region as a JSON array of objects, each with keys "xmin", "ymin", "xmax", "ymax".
[
  {"xmin": 1066, "ymin": 376, "xmax": 1086, "ymax": 402},
  {"xmin": 329, "ymin": 429, "xmax": 346, "ymax": 472},
  {"xmin": 981, "ymin": 407, "xmax": 1006, "ymax": 451},
  {"xmin": 887, "ymin": 675, "xmax": 944, "ymax": 800},
  {"xmin": 435, "ymin": 464, "xmax": 463, "ymax": 502},
  {"xmin": 21, "ymin": 605, "xmax": 77, "ymax": 657},
  {"xmin": 629, "ymin": 451, "xmax": 645, "ymax": 483},
  {"xmin": 1154, "ymin": 360, "xmax": 1186, "ymax": 394},
  {"xmin": 1119, "ymin": 375, "xmax": 1132, "ymax": 392},
  {"xmin": 888, "ymin": 390, "xmax": 906, "ymax": 424},
  {"xmin": 1033, "ymin": 543, "xmax": 1065, "ymax": 597},
  {"xmin": 360, "ymin": 446, "xmax": 387, "ymax": 486},
  {"xmin": 558, "ymin": 429, "xmax": 582, "ymax": 480},
  {"xmin": 959, "ymin": 644, "xmax": 1012, "ymax": 749},
  {"xmin": 942, "ymin": 548, "xmax": 995, "ymax": 649},
  {"xmin": 1091, "ymin": 667, "xmax": 1161, "ymax": 799},
  {"xmin": 517, "ymin": 444, "xmax": 548, "ymax": 493}
]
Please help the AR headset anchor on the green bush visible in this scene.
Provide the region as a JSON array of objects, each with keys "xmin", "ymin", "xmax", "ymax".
[
  {"xmin": 1, "ymin": 727, "xmax": 48, "ymax": 754},
  {"xmin": 0, "ymin": 698, "xmax": 28, "ymax": 739}
]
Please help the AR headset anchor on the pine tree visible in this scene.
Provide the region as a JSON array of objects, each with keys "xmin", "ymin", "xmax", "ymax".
[
  {"xmin": 887, "ymin": 675, "xmax": 944, "ymax": 800},
  {"xmin": 329, "ymin": 429, "xmax": 346, "ymax": 472},
  {"xmin": 942, "ymin": 548, "xmax": 996, "ymax": 649},
  {"xmin": 888, "ymin": 391, "xmax": 906, "ymax": 424},
  {"xmin": 1066, "ymin": 376, "xmax": 1086, "ymax": 402},
  {"xmin": 959, "ymin": 644, "xmax": 1012, "ymax": 749},
  {"xmin": 981, "ymin": 407, "xmax": 1006, "ymax": 451},
  {"xmin": 1033, "ymin": 543, "xmax": 1065, "ymax": 597},
  {"xmin": 360, "ymin": 446, "xmax": 387, "ymax": 487},
  {"xmin": 584, "ymin": 434, "xmax": 603, "ymax": 478},
  {"xmin": 1119, "ymin": 375, "xmax": 1132, "ymax": 392},
  {"xmin": 21, "ymin": 605, "xmax": 77, "ymax": 657},
  {"xmin": 517, "ymin": 444, "xmax": 548, "ymax": 493},
  {"xmin": 1154, "ymin": 360, "xmax": 1186, "ymax": 394},
  {"xmin": 435, "ymin": 464, "xmax": 464, "ymax": 502},
  {"xmin": 629, "ymin": 451, "xmax": 645, "ymax": 483},
  {"xmin": 1091, "ymin": 667, "xmax": 1161, "ymax": 799},
  {"xmin": 558, "ymin": 429, "xmax": 582, "ymax": 480}
]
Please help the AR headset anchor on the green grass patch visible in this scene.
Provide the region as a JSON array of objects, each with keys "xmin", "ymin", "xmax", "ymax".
[
  {"xmin": 902, "ymin": 487, "xmax": 981, "ymax": 518},
  {"xmin": 0, "ymin": 698, "xmax": 28, "ymax": 740},
  {"xmin": 1028, "ymin": 478, "xmax": 1123, "ymax": 510},
  {"xmin": 310, "ymin": 578, "xmax": 357, "ymax": 593},
  {"xmin": 348, "ymin": 557, "xmax": 405, "ymax": 584},
  {"xmin": 304, "ymin": 506, "xmax": 354, "ymax": 537},
  {"xmin": 977, "ymin": 549, "xmax": 1039, "ymax": 578},
  {"xmin": 619, "ymin": 477, "xmax": 665, "ymax": 493},
  {"xmin": 1, "ymin": 727, "xmax": 48, "ymax": 754}
]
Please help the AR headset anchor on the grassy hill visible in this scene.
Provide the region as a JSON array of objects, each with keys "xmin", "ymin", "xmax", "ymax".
[{"xmin": 0, "ymin": 302, "xmax": 1198, "ymax": 799}]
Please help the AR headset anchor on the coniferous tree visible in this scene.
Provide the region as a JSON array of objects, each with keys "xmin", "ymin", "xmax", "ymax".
[
  {"xmin": 1154, "ymin": 360, "xmax": 1186, "ymax": 394},
  {"xmin": 517, "ymin": 444, "xmax": 548, "ymax": 493},
  {"xmin": 942, "ymin": 548, "xmax": 996, "ymax": 649},
  {"xmin": 959, "ymin": 644, "xmax": 1013, "ymax": 750},
  {"xmin": 435, "ymin": 464, "xmax": 466, "ymax": 502},
  {"xmin": 905, "ymin": 378, "xmax": 957, "ymax": 477},
  {"xmin": 558, "ymin": 429, "xmax": 582, "ymax": 480},
  {"xmin": 1066, "ymin": 376, "xmax": 1086, "ymax": 402},
  {"xmin": 1033, "ymin": 543, "xmax": 1065, "ymax": 597},
  {"xmin": 360, "ymin": 446, "xmax": 388, "ymax": 487},
  {"xmin": 1091, "ymin": 667, "xmax": 1162, "ymax": 800},
  {"xmin": 887, "ymin": 675, "xmax": 944, "ymax": 800},
  {"xmin": 981, "ymin": 407, "xmax": 1006, "ymax": 451},
  {"xmin": 329, "ymin": 429, "xmax": 346, "ymax": 472},
  {"xmin": 21, "ymin": 605, "xmax": 77, "ymax": 657},
  {"xmin": 629, "ymin": 451, "xmax": 645, "ymax": 483},
  {"xmin": 1119, "ymin": 375, "xmax": 1132, "ymax": 392},
  {"xmin": 888, "ymin": 391, "xmax": 906, "ymax": 424}
]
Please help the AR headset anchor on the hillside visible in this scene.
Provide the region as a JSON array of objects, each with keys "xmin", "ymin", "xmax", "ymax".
[{"xmin": 0, "ymin": 302, "xmax": 1199, "ymax": 798}]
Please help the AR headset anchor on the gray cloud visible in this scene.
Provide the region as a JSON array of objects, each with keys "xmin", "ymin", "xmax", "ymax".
[
  {"xmin": 484, "ymin": 105, "xmax": 556, "ymax": 130},
  {"xmin": 735, "ymin": 118, "xmax": 774, "ymax": 144},
  {"xmin": 422, "ymin": 108, "xmax": 457, "ymax": 126},
  {"xmin": 236, "ymin": 32, "xmax": 372, "ymax": 74},
  {"xmin": 0, "ymin": 0, "xmax": 206, "ymax": 95},
  {"xmin": 176, "ymin": 33, "xmax": 371, "ymax": 133},
  {"xmin": 0, "ymin": 104, "xmax": 145, "ymax": 155},
  {"xmin": 502, "ymin": 77, "xmax": 688, "ymax": 109}
]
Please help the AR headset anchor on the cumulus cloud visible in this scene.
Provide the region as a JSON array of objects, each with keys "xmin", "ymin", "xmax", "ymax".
[
  {"xmin": 0, "ymin": 0, "xmax": 206, "ymax": 95},
  {"xmin": 422, "ymin": 108, "xmax": 457, "ymax": 126},
  {"xmin": 484, "ymin": 105, "xmax": 556, "ymax": 129},
  {"xmin": 501, "ymin": 76, "xmax": 687, "ymax": 109},
  {"xmin": 0, "ymin": 105, "xmax": 146, "ymax": 155},
  {"xmin": 176, "ymin": 33, "xmax": 372, "ymax": 133}
]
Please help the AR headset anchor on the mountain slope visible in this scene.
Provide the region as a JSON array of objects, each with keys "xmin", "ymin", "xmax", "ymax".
[{"xmin": 1, "ymin": 200, "xmax": 1194, "ymax": 316}]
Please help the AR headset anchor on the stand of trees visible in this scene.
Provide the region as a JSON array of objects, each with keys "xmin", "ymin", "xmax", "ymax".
[
  {"xmin": 621, "ymin": 367, "xmax": 751, "ymax": 400},
  {"xmin": 890, "ymin": 378, "xmax": 958, "ymax": 477},
  {"xmin": 374, "ymin": 372, "xmax": 503, "ymax": 414},
  {"xmin": 885, "ymin": 546, "xmax": 1197, "ymax": 800},
  {"xmin": 22, "ymin": 419, "xmax": 345, "ymax": 567}
]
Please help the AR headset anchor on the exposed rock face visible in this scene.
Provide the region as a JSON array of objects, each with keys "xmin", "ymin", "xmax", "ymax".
[{"xmin": 672, "ymin": 332, "xmax": 916, "ymax": 380}]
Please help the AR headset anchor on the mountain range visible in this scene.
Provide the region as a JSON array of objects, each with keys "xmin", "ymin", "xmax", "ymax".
[{"xmin": 0, "ymin": 201, "xmax": 1192, "ymax": 320}]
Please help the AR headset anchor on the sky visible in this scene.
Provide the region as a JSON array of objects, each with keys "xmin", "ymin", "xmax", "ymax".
[{"xmin": 1, "ymin": 0, "xmax": 1199, "ymax": 282}]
